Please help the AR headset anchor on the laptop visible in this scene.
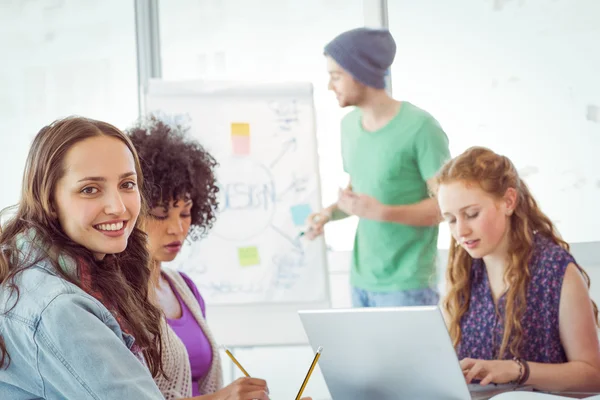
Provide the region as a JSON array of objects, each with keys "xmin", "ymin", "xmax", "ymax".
[{"xmin": 298, "ymin": 306, "xmax": 521, "ymax": 400}]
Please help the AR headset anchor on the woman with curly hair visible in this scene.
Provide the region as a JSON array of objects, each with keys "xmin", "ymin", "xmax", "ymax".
[
  {"xmin": 127, "ymin": 118, "xmax": 287, "ymax": 400},
  {"xmin": 436, "ymin": 146, "xmax": 600, "ymax": 392}
]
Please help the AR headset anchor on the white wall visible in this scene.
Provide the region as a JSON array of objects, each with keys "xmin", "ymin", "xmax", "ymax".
[{"xmin": 388, "ymin": 0, "xmax": 600, "ymax": 246}]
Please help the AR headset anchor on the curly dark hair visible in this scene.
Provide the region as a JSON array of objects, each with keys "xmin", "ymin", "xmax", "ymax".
[{"xmin": 126, "ymin": 116, "xmax": 219, "ymax": 240}]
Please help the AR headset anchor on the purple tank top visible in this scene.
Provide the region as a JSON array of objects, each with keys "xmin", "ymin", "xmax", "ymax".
[
  {"xmin": 457, "ymin": 234, "xmax": 574, "ymax": 363},
  {"xmin": 164, "ymin": 272, "xmax": 213, "ymax": 397}
]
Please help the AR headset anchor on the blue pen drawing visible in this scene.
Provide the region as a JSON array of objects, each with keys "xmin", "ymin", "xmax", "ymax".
[
  {"xmin": 180, "ymin": 260, "xmax": 208, "ymax": 275},
  {"xmin": 212, "ymin": 157, "xmax": 277, "ymax": 241},
  {"xmin": 198, "ymin": 281, "xmax": 265, "ymax": 296},
  {"xmin": 269, "ymin": 99, "xmax": 300, "ymax": 132},
  {"xmin": 269, "ymin": 223, "xmax": 303, "ymax": 254},
  {"xmin": 218, "ymin": 180, "xmax": 276, "ymax": 211},
  {"xmin": 269, "ymin": 137, "xmax": 297, "ymax": 168},
  {"xmin": 276, "ymin": 173, "xmax": 309, "ymax": 200},
  {"xmin": 271, "ymin": 251, "xmax": 306, "ymax": 290}
]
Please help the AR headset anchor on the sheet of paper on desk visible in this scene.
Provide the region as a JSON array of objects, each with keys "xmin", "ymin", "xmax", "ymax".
[
  {"xmin": 470, "ymin": 384, "xmax": 532, "ymax": 400},
  {"xmin": 491, "ymin": 392, "xmax": 600, "ymax": 399}
]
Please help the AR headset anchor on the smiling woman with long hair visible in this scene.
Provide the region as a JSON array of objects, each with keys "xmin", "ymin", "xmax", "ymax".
[{"xmin": 0, "ymin": 117, "xmax": 166, "ymax": 399}]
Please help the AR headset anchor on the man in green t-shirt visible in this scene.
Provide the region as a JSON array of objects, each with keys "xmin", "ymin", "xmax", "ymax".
[{"xmin": 306, "ymin": 27, "xmax": 451, "ymax": 307}]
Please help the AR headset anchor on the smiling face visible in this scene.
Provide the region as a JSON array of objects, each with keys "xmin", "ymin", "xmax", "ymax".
[
  {"xmin": 53, "ymin": 135, "xmax": 141, "ymax": 260},
  {"xmin": 146, "ymin": 197, "xmax": 193, "ymax": 263},
  {"xmin": 326, "ymin": 56, "xmax": 368, "ymax": 108},
  {"xmin": 437, "ymin": 180, "xmax": 516, "ymax": 259}
]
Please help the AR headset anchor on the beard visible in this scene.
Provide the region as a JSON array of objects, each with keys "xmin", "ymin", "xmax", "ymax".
[{"xmin": 337, "ymin": 88, "xmax": 367, "ymax": 108}]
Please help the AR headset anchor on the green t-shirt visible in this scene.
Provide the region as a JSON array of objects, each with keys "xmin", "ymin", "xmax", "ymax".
[{"xmin": 341, "ymin": 102, "xmax": 450, "ymax": 292}]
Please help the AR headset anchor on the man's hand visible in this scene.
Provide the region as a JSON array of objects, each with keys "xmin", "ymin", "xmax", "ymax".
[
  {"xmin": 337, "ymin": 188, "xmax": 385, "ymax": 221},
  {"xmin": 303, "ymin": 212, "xmax": 330, "ymax": 240}
]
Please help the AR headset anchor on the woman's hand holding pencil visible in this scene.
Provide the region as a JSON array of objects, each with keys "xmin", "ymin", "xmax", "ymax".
[
  {"xmin": 222, "ymin": 346, "xmax": 313, "ymax": 400},
  {"xmin": 204, "ymin": 376, "xmax": 270, "ymax": 400},
  {"xmin": 217, "ymin": 347, "xmax": 270, "ymax": 399}
]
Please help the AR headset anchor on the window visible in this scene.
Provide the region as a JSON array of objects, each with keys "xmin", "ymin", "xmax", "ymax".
[
  {"xmin": 159, "ymin": 0, "xmax": 364, "ymax": 251},
  {"xmin": 0, "ymin": 0, "xmax": 139, "ymax": 210},
  {"xmin": 388, "ymin": 0, "xmax": 600, "ymax": 246}
]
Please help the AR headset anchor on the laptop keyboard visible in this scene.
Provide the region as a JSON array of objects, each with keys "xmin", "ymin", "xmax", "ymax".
[{"xmin": 468, "ymin": 383, "xmax": 519, "ymax": 392}]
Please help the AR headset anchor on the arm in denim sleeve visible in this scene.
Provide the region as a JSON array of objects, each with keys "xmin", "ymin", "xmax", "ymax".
[{"xmin": 35, "ymin": 293, "xmax": 165, "ymax": 400}]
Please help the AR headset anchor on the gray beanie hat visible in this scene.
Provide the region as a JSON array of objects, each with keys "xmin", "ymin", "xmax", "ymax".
[{"xmin": 324, "ymin": 27, "xmax": 396, "ymax": 89}]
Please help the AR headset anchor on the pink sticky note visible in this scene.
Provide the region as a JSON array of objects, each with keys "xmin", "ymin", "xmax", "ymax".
[{"xmin": 231, "ymin": 135, "xmax": 250, "ymax": 155}]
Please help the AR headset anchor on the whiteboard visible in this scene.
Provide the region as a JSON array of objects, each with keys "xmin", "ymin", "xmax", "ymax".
[{"xmin": 145, "ymin": 80, "xmax": 330, "ymax": 345}]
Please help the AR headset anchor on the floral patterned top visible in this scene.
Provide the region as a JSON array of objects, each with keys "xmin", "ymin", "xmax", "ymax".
[{"xmin": 457, "ymin": 234, "xmax": 574, "ymax": 363}]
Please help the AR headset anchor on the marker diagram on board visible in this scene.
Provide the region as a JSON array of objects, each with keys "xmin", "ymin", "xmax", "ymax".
[
  {"xmin": 147, "ymin": 82, "xmax": 328, "ymax": 305},
  {"xmin": 204, "ymin": 98, "xmax": 318, "ymax": 295}
]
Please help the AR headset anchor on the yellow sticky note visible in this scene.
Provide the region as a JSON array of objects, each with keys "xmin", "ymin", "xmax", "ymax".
[
  {"xmin": 231, "ymin": 122, "xmax": 250, "ymax": 137},
  {"xmin": 238, "ymin": 246, "xmax": 260, "ymax": 267}
]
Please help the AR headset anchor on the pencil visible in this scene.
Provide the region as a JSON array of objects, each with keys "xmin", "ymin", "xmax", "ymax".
[
  {"xmin": 295, "ymin": 346, "xmax": 323, "ymax": 400},
  {"xmin": 223, "ymin": 346, "xmax": 250, "ymax": 377}
]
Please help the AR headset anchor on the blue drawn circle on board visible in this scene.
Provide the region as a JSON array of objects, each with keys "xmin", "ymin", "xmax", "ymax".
[{"xmin": 211, "ymin": 156, "xmax": 276, "ymax": 241}]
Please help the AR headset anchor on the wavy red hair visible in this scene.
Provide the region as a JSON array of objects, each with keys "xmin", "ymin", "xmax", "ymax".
[{"xmin": 437, "ymin": 146, "xmax": 598, "ymax": 358}]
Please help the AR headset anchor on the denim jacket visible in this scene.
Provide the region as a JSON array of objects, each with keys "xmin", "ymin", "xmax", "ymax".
[{"xmin": 0, "ymin": 237, "xmax": 165, "ymax": 400}]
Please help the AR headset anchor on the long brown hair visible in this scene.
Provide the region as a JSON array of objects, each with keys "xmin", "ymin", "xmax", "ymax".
[
  {"xmin": 0, "ymin": 117, "xmax": 164, "ymax": 376},
  {"xmin": 437, "ymin": 146, "xmax": 599, "ymax": 359}
]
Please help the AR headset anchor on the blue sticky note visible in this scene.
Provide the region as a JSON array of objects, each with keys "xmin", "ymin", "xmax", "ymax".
[{"xmin": 290, "ymin": 203, "xmax": 312, "ymax": 226}]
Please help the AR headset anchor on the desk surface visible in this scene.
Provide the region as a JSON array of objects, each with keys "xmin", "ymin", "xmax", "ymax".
[{"xmin": 475, "ymin": 391, "xmax": 600, "ymax": 400}]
